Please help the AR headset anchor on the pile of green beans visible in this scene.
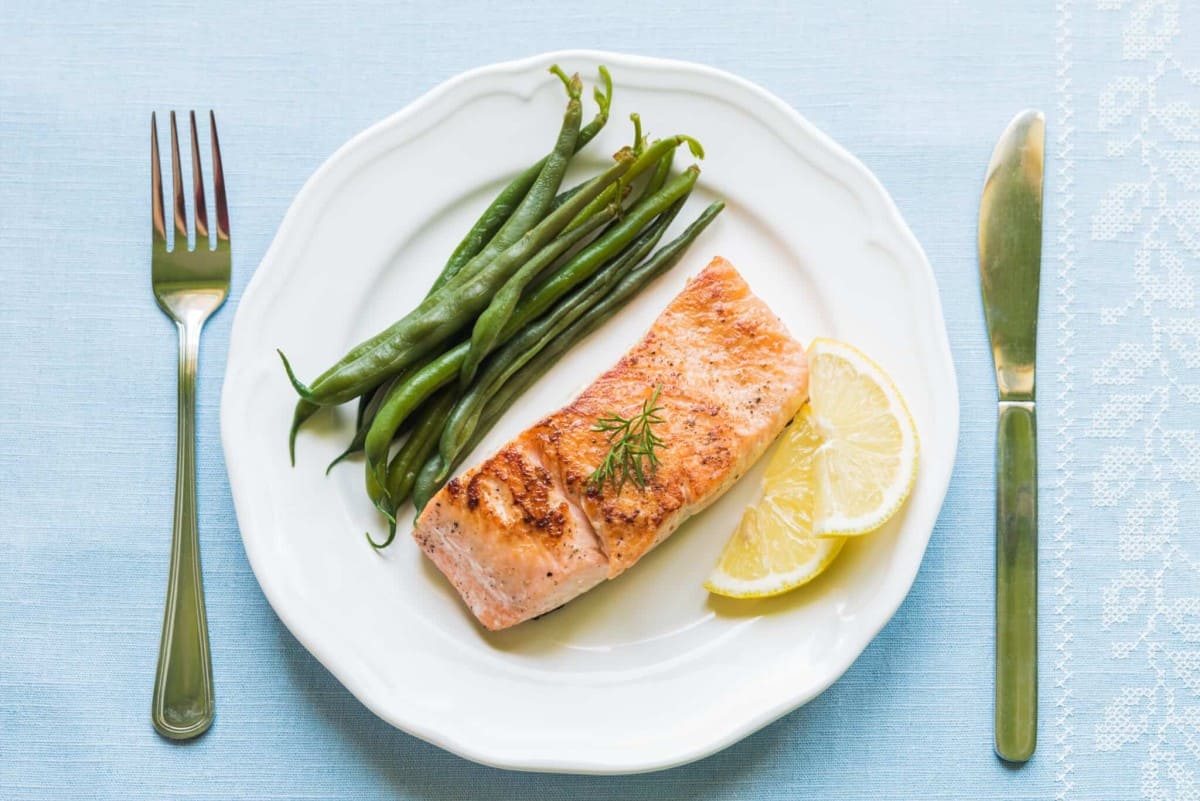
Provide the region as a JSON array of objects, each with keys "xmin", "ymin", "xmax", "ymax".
[{"xmin": 279, "ymin": 65, "xmax": 724, "ymax": 547}]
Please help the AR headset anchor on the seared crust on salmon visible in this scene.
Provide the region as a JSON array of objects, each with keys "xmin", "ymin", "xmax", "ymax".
[{"xmin": 414, "ymin": 257, "xmax": 809, "ymax": 630}]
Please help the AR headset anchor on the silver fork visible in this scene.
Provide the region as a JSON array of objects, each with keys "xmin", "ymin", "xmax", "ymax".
[{"xmin": 150, "ymin": 110, "xmax": 229, "ymax": 740}]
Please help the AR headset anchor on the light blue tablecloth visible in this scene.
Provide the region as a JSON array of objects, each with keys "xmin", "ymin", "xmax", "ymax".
[{"xmin": 3, "ymin": 2, "xmax": 1197, "ymax": 798}]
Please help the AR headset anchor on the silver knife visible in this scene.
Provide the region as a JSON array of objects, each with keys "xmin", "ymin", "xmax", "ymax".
[{"xmin": 978, "ymin": 109, "xmax": 1044, "ymax": 763}]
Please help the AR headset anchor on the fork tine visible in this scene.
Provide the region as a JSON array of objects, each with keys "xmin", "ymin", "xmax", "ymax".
[
  {"xmin": 169, "ymin": 111, "xmax": 188, "ymax": 248},
  {"xmin": 209, "ymin": 111, "xmax": 230, "ymax": 243},
  {"xmin": 189, "ymin": 111, "xmax": 208, "ymax": 244},
  {"xmin": 151, "ymin": 113, "xmax": 166, "ymax": 245}
]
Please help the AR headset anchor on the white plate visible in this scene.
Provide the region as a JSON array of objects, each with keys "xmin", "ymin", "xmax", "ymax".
[{"xmin": 222, "ymin": 50, "xmax": 959, "ymax": 774}]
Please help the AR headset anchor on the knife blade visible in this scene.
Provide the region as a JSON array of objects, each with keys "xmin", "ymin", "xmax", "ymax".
[{"xmin": 978, "ymin": 109, "xmax": 1044, "ymax": 763}]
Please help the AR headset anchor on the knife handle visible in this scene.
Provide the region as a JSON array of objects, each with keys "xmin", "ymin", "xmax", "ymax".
[{"xmin": 995, "ymin": 401, "xmax": 1037, "ymax": 762}]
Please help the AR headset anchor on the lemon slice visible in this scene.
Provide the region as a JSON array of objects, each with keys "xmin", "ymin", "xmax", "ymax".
[
  {"xmin": 807, "ymin": 338, "xmax": 919, "ymax": 537},
  {"xmin": 705, "ymin": 339, "xmax": 919, "ymax": 598},
  {"xmin": 705, "ymin": 407, "xmax": 844, "ymax": 598}
]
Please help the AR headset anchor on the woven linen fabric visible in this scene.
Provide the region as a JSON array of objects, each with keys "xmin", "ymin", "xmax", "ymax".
[
  {"xmin": 1054, "ymin": 2, "xmax": 1200, "ymax": 799},
  {"xmin": 0, "ymin": 1, "xmax": 1195, "ymax": 798}
]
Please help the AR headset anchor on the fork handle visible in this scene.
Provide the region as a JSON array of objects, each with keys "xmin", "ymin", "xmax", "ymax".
[
  {"xmin": 994, "ymin": 400, "xmax": 1037, "ymax": 762},
  {"xmin": 152, "ymin": 319, "xmax": 215, "ymax": 739}
]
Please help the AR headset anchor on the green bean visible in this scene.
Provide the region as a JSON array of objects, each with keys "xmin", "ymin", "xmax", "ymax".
[
  {"xmin": 434, "ymin": 189, "xmax": 529, "ymax": 296},
  {"xmin": 365, "ymin": 390, "xmax": 457, "ymax": 549},
  {"xmin": 549, "ymin": 176, "xmax": 592, "ymax": 212},
  {"xmin": 430, "ymin": 70, "xmax": 612, "ymax": 293},
  {"xmin": 288, "ymin": 400, "xmax": 320, "ymax": 466},
  {"xmin": 580, "ymin": 67, "xmax": 615, "ymax": 148},
  {"xmin": 322, "ymin": 351, "xmax": 437, "ymax": 474},
  {"xmin": 459, "ymin": 203, "xmax": 618, "ymax": 389},
  {"xmin": 324, "ymin": 375, "xmax": 396, "ymax": 474},
  {"xmin": 614, "ymin": 150, "xmax": 664, "ymax": 215},
  {"xmin": 439, "ymin": 197, "xmax": 688, "ymax": 477},
  {"xmin": 601, "ymin": 138, "xmax": 661, "ymax": 219},
  {"xmin": 281, "ymin": 70, "xmax": 586, "ymax": 408},
  {"xmin": 514, "ymin": 166, "xmax": 699, "ymax": 327},
  {"xmin": 629, "ymin": 113, "xmax": 646, "ymax": 156},
  {"xmin": 549, "ymin": 146, "xmax": 632, "ymax": 212},
  {"xmin": 366, "ymin": 453, "xmax": 389, "ymax": 516},
  {"xmin": 355, "ymin": 389, "xmax": 372, "ymax": 429},
  {"xmin": 410, "ymin": 200, "xmax": 725, "ymax": 513},
  {"xmin": 564, "ymin": 135, "xmax": 702, "ymax": 233},
  {"xmin": 289, "ymin": 352, "xmax": 387, "ymax": 465},
  {"xmin": 411, "ymin": 454, "xmax": 447, "ymax": 515},
  {"xmin": 290, "ymin": 336, "xmax": 391, "ymax": 459},
  {"xmin": 363, "ymin": 347, "xmax": 463, "ymax": 493},
  {"xmin": 386, "ymin": 392, "xmax": 456, "ymax": 507},
  {"xmin": 646, "ymin": 148, "xmax": 674, "ymax": 197},
  {"xmin": 288, "ymin": 333, "xmax": 402, "ymax": 466}
]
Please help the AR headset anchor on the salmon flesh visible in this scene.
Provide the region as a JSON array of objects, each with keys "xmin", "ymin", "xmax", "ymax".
[{"xmin": 413, "ymin": 257, "xmax": 809, "ymax": 630}]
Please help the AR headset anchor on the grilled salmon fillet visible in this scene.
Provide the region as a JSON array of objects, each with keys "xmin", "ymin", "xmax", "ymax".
[{"xmin": 414, "ymin": 257, "xmax": 809, "ymax": 630}]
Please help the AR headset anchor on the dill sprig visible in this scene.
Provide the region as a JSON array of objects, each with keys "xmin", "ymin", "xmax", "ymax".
[{"xmin": 587, "ymin": 385, "xmax": 668, "ymax": 495}]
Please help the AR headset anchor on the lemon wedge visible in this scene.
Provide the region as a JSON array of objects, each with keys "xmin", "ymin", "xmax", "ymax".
[
  {"xmin": 807, "ymin": 338, "xmax": 919, "ymax": 537},
  {"xmin": 705, "ymin": 338, "xmax": 918, "ymax": 598},
  {"xmin": 705, "ymin": 407, "xmax": 844, "ymax": 598}
]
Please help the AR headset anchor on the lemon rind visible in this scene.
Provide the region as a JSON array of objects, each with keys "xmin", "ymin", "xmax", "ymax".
[{"xmin": 704, "ymin": 537, "xmax": 845, "ymax": 598}]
